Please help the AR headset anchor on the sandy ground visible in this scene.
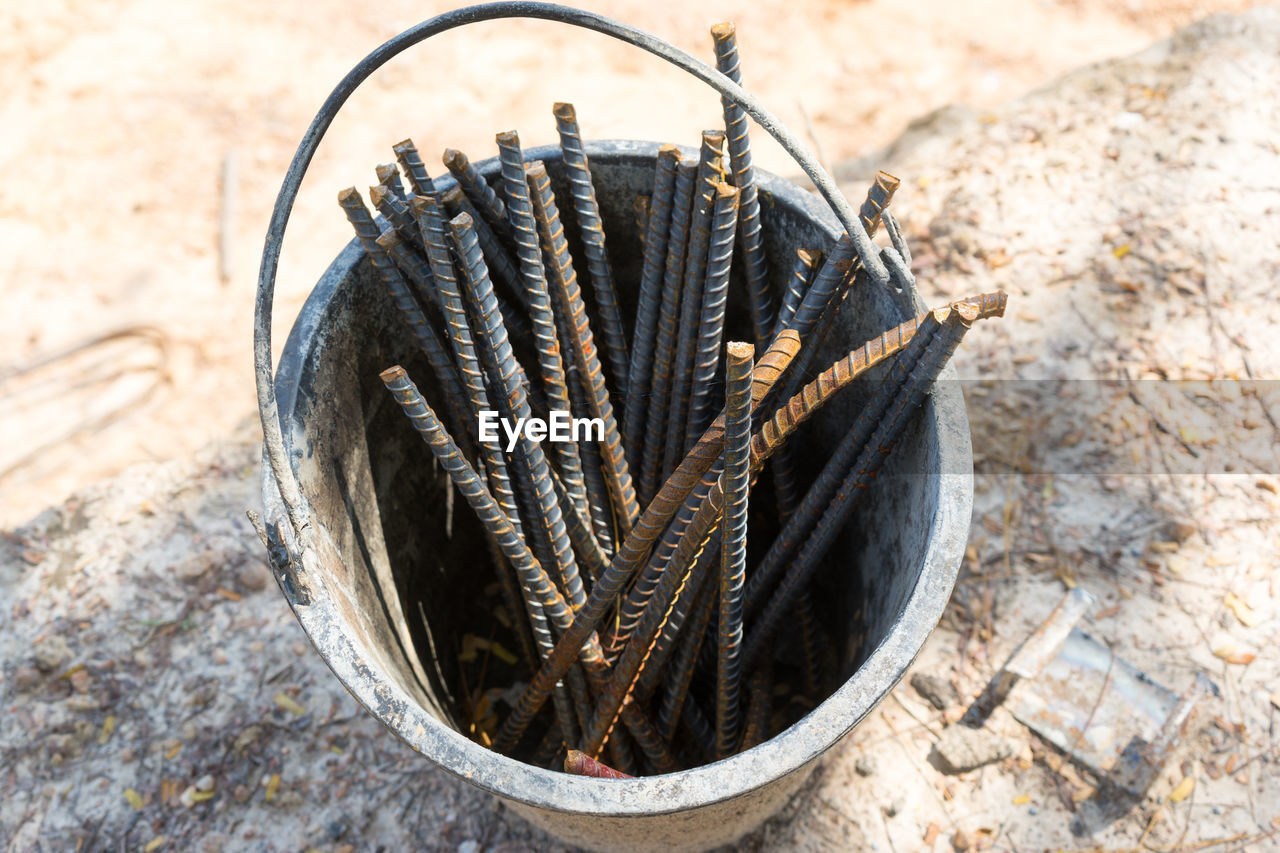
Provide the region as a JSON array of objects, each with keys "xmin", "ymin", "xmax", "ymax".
[
  {"xmin": 3, "ymin": 2, "xmax": 1279, "ymax": 852},
  {"xmin": 0, "ymin": 0, "xmax": 1263, "ymax": 526}
]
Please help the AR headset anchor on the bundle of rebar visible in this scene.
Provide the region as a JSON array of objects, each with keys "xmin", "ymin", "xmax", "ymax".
[{"xmin": 341, "ymin": 22, "xmax": 1007, "ymax": 776}]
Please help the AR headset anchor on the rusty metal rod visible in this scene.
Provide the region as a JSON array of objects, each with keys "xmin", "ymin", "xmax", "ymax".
[
  {"xmin": 773, "ymin": 248, "xmax": 822, "ymax": 341},
  {"xmin": 393, "ymin": 138, "xmax": 437, "ymax": 197},
  {"xmin": 338, "ymin": 188, "xmax": 472, "ymax": 450},
  {"xmin": 451, "ymin": 211, "xmax": 588, "ymax": 613},
  {"xmin": 657, "ymin": 567, "xmax": 716, "ymax": 742},
  {"xmin": 715, "ymin": 342, "xmax": 752, "ymax": 758},
  {"xmin": 527, "ymin": 160, "xmax": 640, "ymax": 538},
  {"xmin": 376, "ymin": 162, "xmax": 408, "ymax": 202},
  {"xmin": 711, "ymin": 22, "xmax": 773, "ymax": 351},
  {"xmin": 742, "ymin": 297, "xmax": 1006, "ymax": 669},
  {"xmin": 564, "ymin": 749, "xmax": 632, "ymax": 779},
  {"xmin": 663, "ymin": 131, "xmax": 725, "ymax": 477},
  {"xmin": 622, "ymin": 144, "xmax": 681, "ymax": 482},
  {"xmin": 638, "ymin": 158, "xmax": 697, "ymax": 501},
  {"xmin": 686, "ymin": 182, "xmax": 740, "ymax": 440},
  {"xmin": 378, "ymin": 367, "xmax": 585, "ymax": 745},
  {"xmin": 492, "ymin": 331, "xmax": 800, "ymax": 753},
  {"xmin": 554, "ymin": 102, "xmax": 630, "ymax": 399},
  {"xmin": 495, "ymin": 132, "xmax": 592, "ymax": 542},
  {"xmin": 443, "ymin": 147, "xmax": 508, "ymax": 235},
  {"xmin": 738, "ymin": 668, "xmax": 771, "ymax": 751},
  {"xmin": 370, "ymin": 183, "xmax": 420, "ymax": 248},
  {"xmin": 440, "ymin": 185, "xmax": 528, "ymax": 315}
]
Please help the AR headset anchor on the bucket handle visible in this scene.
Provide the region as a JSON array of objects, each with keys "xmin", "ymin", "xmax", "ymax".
[{"xmin": 255, "ymin": 1, "xmax": 889, "ymax": 546}]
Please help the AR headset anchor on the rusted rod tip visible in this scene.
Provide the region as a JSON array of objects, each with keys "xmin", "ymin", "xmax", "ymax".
[
  {"xmin": 369, "ymin": 184, "xmax": 389, "ymax": 206},
  {"xmin": 726, "ymin": 340, "xmax": 754, "ymax": 360},
  {"xmin": 448, "ymin": 211, "xmax": 475, "ymax": 232},
  {"xmin": 552, "ymin": 102, "xmax": 576, "ymax": 119},
  {"xmin": 715, "ymin": 181, "xmax": 738, "ymax": 199},
  {"xmin": 659, "ymin": 142, "xmax": 681, "ymax": 157},
  {"xmin": 374, "ymin": 230, "xmax": 400, "ymax": 249},
  {"xmin": 337, "ymin": 186, "xmax": 361, "ymax": 203},
  {"xmin": 711, "ymin": 21, "xmax": 736, "ymax": 40},
  {"xmin": 378, "ymin": 365, "xmax": 407, "ymax": 383},
  {"xmin": 441, "ymin": 148, "xmax": 466, "ymax": 167},
  {"xmin": 876, "ymin": 170, "xmax": 901, "ymax": 190},
  {"xmin": 525, "ymin": 160, "xmax": 548, "ymax": 179},
  {"xmin": 392, "ymin": 138, "xmax": 415, "ymax": 151},
  {"xmin": 494, "ymin": 130, "xmax": 519, "ymax": 146}
]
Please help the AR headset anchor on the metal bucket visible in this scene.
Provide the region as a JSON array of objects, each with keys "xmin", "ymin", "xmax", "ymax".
[
  {"xmin": 259, "ymin": 141, "xmax": 971, "ymax": 851},
  {"xmin": 254, "ymin": 7, "xmax": 971, "ymax": 849}
]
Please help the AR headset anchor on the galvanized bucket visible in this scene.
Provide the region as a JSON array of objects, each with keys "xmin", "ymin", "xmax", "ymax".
[{"xmin": 255, "ymin": 7, "xmax": 972, "ymax": 851}]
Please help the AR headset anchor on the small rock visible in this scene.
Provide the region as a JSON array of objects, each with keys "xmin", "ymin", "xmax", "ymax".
[
  {"xmin": 232, "ymin": 784, "xmax": 251, "ymax": 803},
  {"xmin": 69, "ymin": 668, "xmax": 92, "ymax": 693},
  {"xmin": 882, "ymin": 796, "xmax": 904, "ymax": 817},
  {"xmin": 932, "ymin": 724, "xmax": 1017, "ymax": 774},
  {"xmin": 120, "ymin": 747, "xmax": 135, "ymax": 763},
  {"xmin": 195, "ymin": 774, "xmax": 214, "ymax": 792},
  {"xmin": 199, "ymin": 834, "xmax": 229, "ymax": 853},
  {"xmin": 175, "ymin": 551, "xmax": 219, "ymax": 581},
  {"xmin": 212, "ymin": 648, "xmax": 228, "ymax": 665},
  {"xmin": 237, "ymin": 560, "xmax": 270, "ymax": 592},
  {"xmin": 457, "ymin": 841, "xmax": 480, "ymax": 853},
  {"xmin": 952, "ymin": 828, "xmax": 974, "ymax": 851},
  {"xmin": 33, "ymin": 635, "xmax": 71, "ymax": 673},
  {"xmin": 910, "ymin": 673, "xmax": 960, "ymax": 711},
  {"xmin": 13, "ymin": 667, "xmax": 42, "ymax": 692},
  {"xmin": 855, "ymin": 755, "xmax": 877, "ymax": 777}
]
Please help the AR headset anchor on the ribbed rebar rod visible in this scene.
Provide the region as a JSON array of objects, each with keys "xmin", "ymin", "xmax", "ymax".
[
  {"xmin": 564, "ymin": 749, "xmax": 632, "ymax": 778},
  {"xmin": 527, "ymin": 161, "xmax": 640, "ymax": 537},
  {"xmin": 663, "ymin": 131, "xmax": 724, "ymax": 477},
  {"xmin": 440, "ymin": 185, "xmax": 527, "ymax": 314},
  {"xmin": 622, "ymin": 144, "xmax": 680, "ymax": 479},
  {"xmin": 715, "ymin": 342, "xmax": 752, "ymax": 758},
  {"xmin": 711, "ymin": 22, "xmax": 773, "ymax": 351},
  {"xmin": 451, "ymin": 211, "xmax": 587, "ymax": 613},
  {"xmin": 657, "ymin": 570, "xmax": 716, "ymax": 742},
  {"xmin": 773, "ymin": 248, "xmax": 822, "ymax": 341},
  {"xmin": 443, "ymin": 147, "xmax": 508, "ymax": 234},
  {"xmin": 493, "ymin": 331, "xmax": 800, "ymax": 753},
  {"xmin": 738, "ymin": 668, "xmax": 771, "ymax": 751},
  {"xmin": 393, "ymin": 138, "xmax": 437, "ymax": 197},
  {"xmin": 494, "ymin": 133, "xmax": 592, "ymax": 537},
  {"xmin": 638, "ymin": 158, "xmax": 697, "ymax": 501},
  {"xmin": 741, "ymin": 296, "xmax": 1007, "ymax": 669},
  {"xmin": 686, "ymin": 182, "xmax": 740, "ymax": 439},
  {"xmin": 554, "ymin": 102, "xmax": 630, "ymax": 398},
  {"xmin": 375, "ymin": 163, "xmax": 408, "ymax": 203},
  {"xmin": 370, "ymin": 183, "xmax": 420, "ymax": 248},
  {"xmin": 881, "ymin": 209, "xmax": 912, "ymax": 268},
  {"xmin": 378, "ymin": 367, "xmax": 584, "ymax": 744},
  {"xmin": 338, "ymin": 188, "xmax": 472, "ymax": 448},
  {"xmin": 376, "ymin": 228, "xmax": 440, "ymax": 312}
]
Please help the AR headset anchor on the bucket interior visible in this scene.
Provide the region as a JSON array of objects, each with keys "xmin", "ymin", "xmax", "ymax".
[{"xmin": 276, "ymin": 145, "xmax": 942, "ymax": 767}]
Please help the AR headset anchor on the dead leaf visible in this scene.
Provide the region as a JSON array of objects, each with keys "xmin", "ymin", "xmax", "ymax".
[
  {"xmin": 1213, "ymin": 645, "xmax": 1255, "ymax": 665},
  {"xmin": 1224, "ymin": 593, "xmax": 1258, "ymax": 627},
  {"xmin": 143, "ymin": 837, "xmax": 166, "ymax": 853},
  {"xmin": 1012, "ymin": 793, "xmax": 1031, "ymax": 805},
  {"xmin": 924, "ymin": 822, "xmax": 941, "ymax": 847},
  {"xmin": 264, "ymin": 773, "xmax": 280, "ymax": 802},
  {"xmin": 1169, "ymin": 775, "xmax": 1195, "ymax": 802},
  {"xmin": 124, "ymin": 788, "xmax": 145, "ymax": 809},
  {"xmin": 1112, "ymin": 243, "xmax": 1131, "ymax": 259},
  {"xmin": 273, "ymin": 692, "xmax": 306, "ymax": 715},
  {"xmin": 98, "ymin": 714, "xmax": 116, "ymax": 745},
  {"xmin": 215, "ymin": 587, "xmax": 241, "ymax": 602}
]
